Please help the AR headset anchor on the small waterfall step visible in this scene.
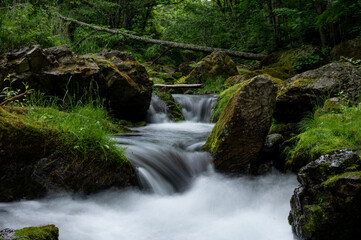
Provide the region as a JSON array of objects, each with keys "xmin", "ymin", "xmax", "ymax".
[{"xmin": 172, "ymin": 94, "xmax": 217, "ymax": 123}]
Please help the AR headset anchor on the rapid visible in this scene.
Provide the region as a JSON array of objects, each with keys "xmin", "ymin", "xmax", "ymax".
[{"xmin": 0, "ymin": 94, "xmax": 297, "ymax": 240}]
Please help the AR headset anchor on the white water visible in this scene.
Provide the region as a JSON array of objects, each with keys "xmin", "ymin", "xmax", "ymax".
[{"xmin": 0, "ymin": 94, "xmax": 297, "ymax": 240}]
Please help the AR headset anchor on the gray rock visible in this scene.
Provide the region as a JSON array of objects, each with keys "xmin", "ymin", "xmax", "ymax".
[
  {"xmin": 289, "ymin": 149, "xmax": 361, "ymax": 240},
  {"xmin": 204, "ymin": 75, "xmax": 278, "ymax": 174},
  {"xmin": 274, "ymin": 62, "xmax": 361, "ymax": 122}
]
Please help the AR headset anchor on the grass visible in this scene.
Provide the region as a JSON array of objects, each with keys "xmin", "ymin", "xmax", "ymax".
[
  {"xmin": 24, "ymin": 104, "xmax": 128, "ymax": 164},
  {"xmin": 285, "ymin": 103, "xmax": 361, "ymax": 170}
]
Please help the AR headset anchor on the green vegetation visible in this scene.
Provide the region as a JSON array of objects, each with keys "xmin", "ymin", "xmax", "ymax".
[
  {"xmin": 15, "ymin": 225, "xmax": 59, "ymax": 240},
  {"xmin": 285, "ymin": 103, "xmax": 361, "ymax": 171},
  {"xmin": 1, "ymin": 1, "xmax": 360, "ymax": 64}
]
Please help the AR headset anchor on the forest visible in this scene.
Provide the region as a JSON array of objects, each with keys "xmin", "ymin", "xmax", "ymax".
[
  {"xmin": 1, "ymin": 1, "xmax": 361, "ymax": 240},
  {"xmin": 1, "ymin": 0, "xmax": 361, "ymax": 62}
]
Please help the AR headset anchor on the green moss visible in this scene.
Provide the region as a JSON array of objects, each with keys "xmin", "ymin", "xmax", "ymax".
[
  {"xmin": 269, "ymin": 121, "xmax": 298, "ymax": 135},
  {"xmin": 322, "ymin": 171, "xmax": 361, "ymax": 186},
  {"xmin": 211, "ymin": 80, "xmax": 250, "ymax": 123},
  {"xmin": 15, "ymin": 225, "xmax": 59, "ymax": 240},
  {"xmin": 303, "ymin": 205, "xmax": 329, "ymax": 234},
  {"xmin": 155, "ymin": 91, "xmax": 185, "ymax": 121}
]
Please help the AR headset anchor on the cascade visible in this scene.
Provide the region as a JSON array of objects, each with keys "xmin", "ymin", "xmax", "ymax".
[{"xmin": 0, "ymin": 94, "xmax": 297, "ymax": 240}]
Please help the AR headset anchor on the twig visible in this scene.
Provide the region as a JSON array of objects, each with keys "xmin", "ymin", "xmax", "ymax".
[{"xmin": 0, "ymin": 91, "xmax": 33, "ymax": 107}]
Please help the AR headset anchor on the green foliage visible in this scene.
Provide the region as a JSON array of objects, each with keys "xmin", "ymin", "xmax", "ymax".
[
  {"xmin": 286, "ymin": 103, "xmax": 361, "ymax": 170},
  {"xmin": 291, "ymin": 51, "xmax": 324, "ymax": 72},
  {"xmin": 0, "ymin": 3, "xmax": 64, "ymax": 51},
  {"xmin": 341, "ymin": 57, "xmax": 361, "ymax": 71}
]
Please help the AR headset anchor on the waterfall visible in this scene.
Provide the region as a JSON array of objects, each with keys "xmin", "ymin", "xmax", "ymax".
[
  {"xmin": 0, "ymin": 95, "xmax": 297, "ymax": 240},
  {"xmin": 172, "ymin": 94, "xmax": 217, "ymax": 122},
  {"xmin": 121, "ymin": 94, "xmax": 217, "ymax": 194},
  {"xmin": 146, "ymin": 94, "xmax": 170, "ymax": 123}
]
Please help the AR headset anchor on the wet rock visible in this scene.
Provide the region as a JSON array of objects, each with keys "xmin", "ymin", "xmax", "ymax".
[
  {"xmin": 289, "ymin": 149, "xmax": 361, "ymax": 240},
  {"xmin": 275, "ymin": 62, "xmax": 361, "ymax": 122},
  {"xmin": 179, "ymin": 51, "xmax": 238, "ymax": 84},
  {"xmin": 257, "ymin": 133, "xmax": 284, "ymax": 173},
  {"xmin": 32, "ymin": 153, "xmax": 137, "ymax": 195},
  {"xmin": 0, "ymin": 46, "xmax": 152, "ymax": 122},
  {"xmin": 204, "ymin": 75, "xmax": 278, "ymax": 174},
  {"xmin": 153, "ymin": 91, "xmax": 185, "ymax": 122}
]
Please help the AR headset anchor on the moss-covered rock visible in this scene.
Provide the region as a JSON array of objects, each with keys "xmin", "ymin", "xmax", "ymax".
[
  {"xmin": 177, "ymin": 51, "xmax": 238, "ymax": 84},
  {"xmin": 204, "ymin": 75, "xmax": 278, "ymax": 174},
  {"xmin": 15, "ymin": 225, "xmax": 59, "ymax": 240},
  {"xmin": 274, "ymin": 62, "xmax": 361, "ymax": 122},
  {"xmin": 154, "ymin": 91, "xmax": 184, "ymax": 121},
  {"xmin": 331, "ymin": 38, "xmax": 361, "ymax": 61},
  {"xmin": 0, "ymin": 46, "xmax": 153, "ymax": 122},
  {"xmin": 260, "ymin": 45, "xmax": 324, "ymax": 75},
  {"xmin": 0, "ymin": 107, "xmax": 137, "ymax": 202},
  {"xmin": 0, "ymin": 225, "xmax": 58, "ymax": 240},
  {"xmin": 289, "ymin": 149, "xmax": 361, "ymax": 240}
]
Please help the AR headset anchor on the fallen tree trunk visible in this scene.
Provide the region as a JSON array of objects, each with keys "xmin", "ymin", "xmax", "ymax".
[
  {"xmin": 154, "ymin": 84, "xmax": 204, "ymax": 89},
  {"xmin": 59, "ymin": 15, "xmax": 266, "ymax": 60}
]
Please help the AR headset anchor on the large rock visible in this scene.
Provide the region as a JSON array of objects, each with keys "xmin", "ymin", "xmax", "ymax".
[
  {"xmin": 0, "ymin": 107, "xmax": 137, "ymax": 202},
  {"xmin": 331, "ymin": 38, "xmax": 361, "ymax": 60},
  {"xmin": 0, "ymin": 46, "xmax": 153, "ymax": 122},
  {"xmin": 204, "ymin": 75, "xmax": 278, "ymax": 174},
  {"xmin": 179, "ymin": 51, "xmax": 238, "ymax": 84},
  {"xmin": 289, "ymin": 149, "xmax": 361, "ymax": 240},
  {"xmin": 274, "ymin": 62, "xmax": 361, "ymax": 122}
]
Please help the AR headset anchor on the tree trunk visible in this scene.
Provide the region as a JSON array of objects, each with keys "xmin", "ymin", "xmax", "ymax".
[{"xmin": 59, "ymin": 15, "xmax": 266, "ymax": 60}]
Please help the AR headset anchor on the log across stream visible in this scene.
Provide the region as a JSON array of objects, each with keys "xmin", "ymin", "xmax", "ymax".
[{"xmin": 0, "ymin": 94, "xmax": 297, "ymax": 240}]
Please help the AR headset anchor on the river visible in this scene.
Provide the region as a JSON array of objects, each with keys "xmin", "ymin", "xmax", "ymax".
[{"xmin": 0, "ymin": 94, "xmax": 297, "ymax": 240}]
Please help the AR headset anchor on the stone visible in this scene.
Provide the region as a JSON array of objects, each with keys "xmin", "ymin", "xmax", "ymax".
[
  {"xmin": 331, "ymin": 38, "xmax": 361, "ymax": 60},
  {"xmin": 0, "ymin": 225, "xmax": 59, "ymax": 240},
  {"xmin": 289, "ymin": 149, "xmax": 361, "ymax": 240},
  {"xmin": 275, "ymin": 62, "xmax": 361, "ymax": 122},
  {"xmin": 179, "ymin": 51, "xmax": 238, "ymax": 84},
  {"xmin": 258, "ymin": 133, "xmax": 284, "ymax": 172},
  {"xmin": 0, "ymin": 46, "xmax": 153, "ymax": 122},
  {"xmin": 204, "ymin": 75, "xmax": 278, "ymax": 174}
]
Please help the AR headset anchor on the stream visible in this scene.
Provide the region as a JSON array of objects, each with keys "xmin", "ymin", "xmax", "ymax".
[{"xmin": 0, "ymin": 94, "xmax": 297, "ymax": 240}]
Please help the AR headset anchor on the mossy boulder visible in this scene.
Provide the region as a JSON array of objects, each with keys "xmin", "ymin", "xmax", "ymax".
[
  {"xmin": 0, "ymin": 46, "xmax": 153, "ymax": 122},
  {"xmin": 274, "ymin": 62, "xmax": 361, "ymax": 122},
  {"xmin": 0, "ymin": 225, "xmax": 58, "ymax": 240},
  {"xmin": 177, "ymin": 51, "xmax": 238, "ymax": 84},
  {"xmin": 204, "ymin": 75, "xmax": 278, "ymax": 174},
  {"xmin": 260, "ymin": 46, "xmax": 324, "ymax": 76},
  {"xmin": 0, "ymin": 107, "xmax": 137, "ymax": 202},
  {"xmin": 289, "ymin": 149, "xmax": 361, "ymax": 240},
  {"xmin": 154, "ymin": 91, "xmax": 184, "ymax": 121},
  {"xmin": 331, "ymin": 38, "xmax": 361, "ymax": 60}
]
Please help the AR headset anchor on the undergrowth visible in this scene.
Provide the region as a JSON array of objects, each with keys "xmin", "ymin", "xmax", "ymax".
[{"xmin": 285, "ymin": 102, "xmax": 361, "ymax": 169}]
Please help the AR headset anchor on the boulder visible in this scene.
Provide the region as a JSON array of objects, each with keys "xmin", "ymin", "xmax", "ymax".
[
  {"xmin": 0, "ymin": 225, "xmax": 59, "ymax": 240},
  {"xmin": 289, "ymin": 149, "xmax": 361, "ymax": 240},
  {"xmin": 274, "ymin": 62, "xmax": 361, "ymax": 122},
  {"xmin": 0, "ymin": 107, "xmax": 137, "ymax": 202},
  {"xmin": 257, "ymin": 133, "xmax": 284, "ymax": 173},
  {"xmin": 204, "ymin": 75, "xmax": 278, "ymax": 174},
  {"xmin": 178, "ymin": 51, "xmax": 238, "ymax": 84},
  {"xmin": 331, "ymin": 38, "xmax": 361, "ymax": 60},
  {"xmin": 0, "ymin": 45, "xmax": 153, "ymax": 122}
]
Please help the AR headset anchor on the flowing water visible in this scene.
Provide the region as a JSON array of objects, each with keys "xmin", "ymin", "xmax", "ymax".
[{"xmin": 0, "ymin": 94, "xmax": 298, "ymax": 240}]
